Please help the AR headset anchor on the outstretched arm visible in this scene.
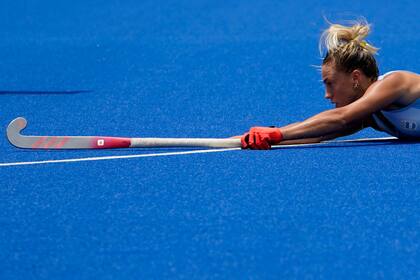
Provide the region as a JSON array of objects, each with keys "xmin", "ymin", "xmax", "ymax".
[
  {"xmin": 280, "ymin": 72, "xmax": 406, "ymax": 141},
  {"xmin": 277, "ymin": 121, "xmax": 364, "ymax": 145},
  {"xmin": 241, "ymin": 72, "xmax": 407, "ymax": 149},
  {"xmin": 280, "ymin": 108, "xmax": 356, "ymax": 141}
]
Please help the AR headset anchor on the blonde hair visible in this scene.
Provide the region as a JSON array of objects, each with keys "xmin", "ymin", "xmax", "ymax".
[{"xmin": 319, "ymin": 19, "xmax": 379, "ymax": 79}]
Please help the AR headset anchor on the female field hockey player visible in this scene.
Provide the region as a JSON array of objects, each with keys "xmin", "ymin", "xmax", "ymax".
[{"xmin": 240, "ymin": 20, "xmax": 420, "ymax": 149}]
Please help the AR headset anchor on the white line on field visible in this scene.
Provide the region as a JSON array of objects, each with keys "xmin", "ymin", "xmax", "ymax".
[{"xmin": 0, "ymin": 147, "xmax": 241, "ymax": 167}]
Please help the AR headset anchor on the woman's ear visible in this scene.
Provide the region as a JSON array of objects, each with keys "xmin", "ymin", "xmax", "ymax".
[{"xmin": 351, "ymin": 69, "xmax": 363, "ymax": 83}]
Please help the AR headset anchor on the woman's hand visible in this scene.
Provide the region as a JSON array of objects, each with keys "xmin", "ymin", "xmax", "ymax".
[{"xmin": 241, "ymin": 127, "xmax": 283, "ymax": 149}]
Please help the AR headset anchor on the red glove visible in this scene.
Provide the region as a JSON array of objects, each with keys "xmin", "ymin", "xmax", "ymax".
[{"xmin": 241, "ymin": 127, "xmax": 283, "ymax": 149}]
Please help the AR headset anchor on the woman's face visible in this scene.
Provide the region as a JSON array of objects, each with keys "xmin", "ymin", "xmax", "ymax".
[{"xmin": 321, "ymin": 63, "xmax": 361, "ymax": 108}]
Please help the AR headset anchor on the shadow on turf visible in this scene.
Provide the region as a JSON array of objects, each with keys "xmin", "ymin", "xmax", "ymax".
[{"xmin": 0, "ymin": 90, "xmax": 92, "ymax": 95}]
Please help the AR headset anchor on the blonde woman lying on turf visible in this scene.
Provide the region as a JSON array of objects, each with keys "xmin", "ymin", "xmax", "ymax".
[{"xmin": 240, "ymin": 20, "xmax": 420, "ymax": 149}]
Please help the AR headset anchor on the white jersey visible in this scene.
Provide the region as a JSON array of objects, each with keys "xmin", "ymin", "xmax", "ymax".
[{"xmin": 372, "ymin": 71, "xmax": 420, "ymax": 138}]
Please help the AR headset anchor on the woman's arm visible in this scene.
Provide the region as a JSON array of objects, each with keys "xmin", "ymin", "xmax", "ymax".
[
  {"xmin": 240, "ymin": 72, "xmax": 416, "ymax": 149},
  {"xmin": 280, "ymin": 72, "xmax": 407, "ymax": 141},
  {"xmin": 278, "ymin": 121, "xmax": 364, "ymax": 145}
]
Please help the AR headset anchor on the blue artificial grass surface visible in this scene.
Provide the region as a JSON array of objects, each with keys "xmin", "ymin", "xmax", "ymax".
[{"xmin": 1, "ymin": 0, "xmax": 419, "ymax": 278}]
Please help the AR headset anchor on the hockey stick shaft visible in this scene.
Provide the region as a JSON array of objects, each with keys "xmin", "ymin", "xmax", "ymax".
[
  {"xmin": 6, "ymin": 117, "xmax": 399, "ymax": 150},
  {"xmin": 7, "ymin": 117, "xmax": 241, "ymax": 149}
]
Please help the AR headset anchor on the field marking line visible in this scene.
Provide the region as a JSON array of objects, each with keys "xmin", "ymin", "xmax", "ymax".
[{"xmin": 0, "ymin": 147, "xmax": 241, "ymax": 167}]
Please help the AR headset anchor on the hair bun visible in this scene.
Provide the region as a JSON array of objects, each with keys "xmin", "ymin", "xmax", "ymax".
[{"xmin": 319, "ymin": 19, "xmax": 379, "ymax": 56}]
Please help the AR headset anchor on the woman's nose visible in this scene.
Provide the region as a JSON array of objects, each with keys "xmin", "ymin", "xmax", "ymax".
[{"xmin": 325, "ymin": 91, "xmax": 332, "ymax": 99}]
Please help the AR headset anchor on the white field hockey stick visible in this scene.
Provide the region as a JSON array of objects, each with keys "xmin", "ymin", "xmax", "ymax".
[
  {"xmin": 6, "ymin": 117, "xmax": 242, "ymax": 149},
  {"xmin": 6, "ymin": 117, "xmax": 398, "ymax": 150}
]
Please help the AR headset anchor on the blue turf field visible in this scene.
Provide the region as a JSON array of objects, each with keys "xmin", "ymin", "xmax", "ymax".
[{"xmin": 1, "ymin": 0, "xmax": 420, "ymax": 278}]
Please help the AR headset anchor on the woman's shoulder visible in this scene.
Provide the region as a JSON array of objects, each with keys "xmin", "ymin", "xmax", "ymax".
[
  {"xmin": 376, "ymin": 70, "xmax": 420, "ymax": 107},
  {"xmin": 377, "ymin": 70, "xmax": 419, "ymax": 92},
  {"xmin": 379, "ymin": 70, "xmax": 419, "ymax": 81}
]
